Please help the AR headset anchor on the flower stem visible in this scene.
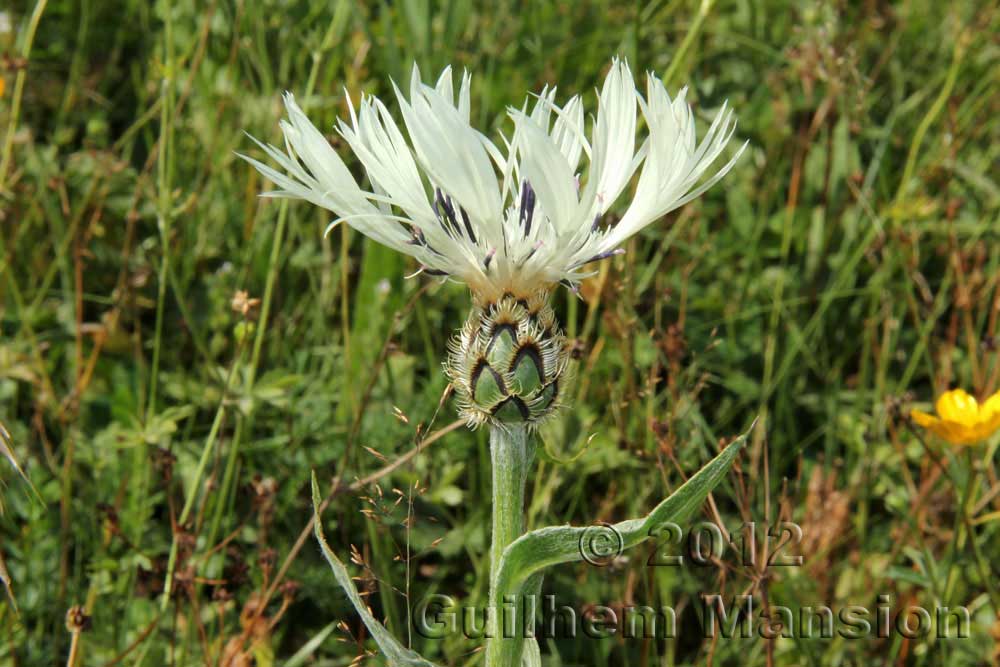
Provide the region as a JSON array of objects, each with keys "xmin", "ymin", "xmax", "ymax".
[
  {"xmin": 956, "ymin": 449, "xmax": 1000, "ymax": 614},
  {"xmin": 943, "ymin": 449, "xmax": 978, "ymax": 604},
  {"xmin": 486, "ymin": 425, "xmax": 533, "ymax": 667}
]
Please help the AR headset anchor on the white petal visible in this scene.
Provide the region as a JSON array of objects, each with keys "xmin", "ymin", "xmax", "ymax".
[
  {"xmin": 579, "ymin": 58, "xmax": 639, "ymax": 220},
  {"xmin": 458, "ymin": 69, "xmax": 472, "ymax": 122},
  {"xmin": 602, "ymin": 76, "xmax": 743, "ymax": 250},
  {"xmin": 551, "ymin": 94, "xmax": 585, "ymax": 172},
  {"xmin": 242, "ymin": 95, "xmax": 416, "ymax": 253},
  {"xmin": 337, "ymin": 98, "xmax": 435, "ymax": 230},
  {"xmin": 512, "ymin": 111, "xmax": 579, "ymax": 237},
  {"xmin": 394, "ymin": 79, "xmax": 503, "ymax": 239},
  {"xmin": 529, "ymin": 87, "xmax": 555, "ymax": 127},
  {"xmin": 241, "ymin": 59, "xmax": 745, "ymax": 297},
  {"xmin": 435, "ymin": 66, "xmax": 455, "ymax": 105}
]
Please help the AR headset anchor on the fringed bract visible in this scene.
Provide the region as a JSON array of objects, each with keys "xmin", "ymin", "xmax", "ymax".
[{"xmin": 446, "ymin": 291, "xmax": 568, "ymax": 428}]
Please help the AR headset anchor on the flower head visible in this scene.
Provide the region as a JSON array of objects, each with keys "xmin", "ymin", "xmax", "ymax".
[
  {"xmin": 240, "ymin": 58, "xmax": 745, "ymax": 301},
  {"xmin": 910, "ymin": 388, "xmax": 1000, "ymax": 446},
  {"xmin": 446, "ymin": 290, "xmax": 568, "ymax": 428}
]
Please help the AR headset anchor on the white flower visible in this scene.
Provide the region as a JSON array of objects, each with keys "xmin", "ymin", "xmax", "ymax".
[{"xmin": 241, "ymin": 59, "xmax": 745, "ymax": 300}]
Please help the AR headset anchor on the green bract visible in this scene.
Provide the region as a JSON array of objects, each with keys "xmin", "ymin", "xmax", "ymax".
[{"xmin": 447, "ymin": 292, "xmax": 568, "ymax": 428}]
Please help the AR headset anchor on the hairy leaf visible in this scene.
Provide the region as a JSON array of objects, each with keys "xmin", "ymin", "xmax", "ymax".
[
  {"xmin": 522, "ymin": 638, "xmax": 541, "ymax": 667},
  {"xmin": 494, "ymin": 426, "xmax": 750, "ymax": 615}
]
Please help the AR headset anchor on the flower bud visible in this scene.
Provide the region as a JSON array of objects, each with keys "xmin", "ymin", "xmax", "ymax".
[{"xmin": 447, "ymin": 291, "xmax": 568, "ymax": 428}]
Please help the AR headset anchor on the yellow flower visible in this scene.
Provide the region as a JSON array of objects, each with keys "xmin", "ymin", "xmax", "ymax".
[{"xmin": 910, "ymin": 388, "xmax": 1000, "ymax": 446}]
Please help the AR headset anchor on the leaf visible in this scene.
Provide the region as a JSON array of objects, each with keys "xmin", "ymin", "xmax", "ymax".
[
  {"xmin": 142, "ymin": 405, "xmax": 195, "ymax": 445},
  {"xmin": 0, "ymin": 422, "xmax": 27, "ymax": 486},
  {"xmin": 283, "ymin": 620, "xmax": 338, "ymax": 667},
  {"xmin": 491, "ymin": 426, "xmax": 750, "ymax": 663},
  {"xmin": 252, "ymin": 371, "xmax": 305, "ymax": 408},
  {"xmin": 0, "ymin": 550, "xmax": 17, "ymax": 616},
  {"xmin": 521, "ymin": 638, "xmax": 541, "ymax": 667},
  {"xmin": 310, "ymin": 473, "xmax": 441, "ymax": 667},
  {"xmin": 0, "ymin": 421, "xmax": 42, "ymax": 507}
]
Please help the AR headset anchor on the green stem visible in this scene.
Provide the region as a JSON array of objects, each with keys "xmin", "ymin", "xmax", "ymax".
[
  {"xmin": 130, "ymin": 0, "xmax": 175, "ymax": 551},
  {"xmin": 957, "ymin": 448, "xmax": 1000, "ymax": 613},
  {"xmin": 486, "ymin": 425, "xmax": 533, "ymax": 667},
  {"xmin": 892, "ymin": 32, "xmax": 965, "ymax": 214},
  {"xmin": 662, "ymin": 0, "xmax": 714, "ymax": 87},
  {"xmin": 0, "ymin": 0, "xmax": 48, "ymax": 192},
  {"xmin": 147, "ymin": 0, "xmax": 176, "ymax": 423},
  {"xmin": 943, "ymin": 449, "xmax": 978, "ymax": 603},
  {"xmin": 159, "ymin": 344, "xmax": 245, "ymax": 609}
]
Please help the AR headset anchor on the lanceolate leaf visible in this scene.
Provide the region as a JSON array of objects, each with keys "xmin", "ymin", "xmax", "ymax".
[
  {"xmin": 518, "ymin": 571, "xmax": 545, "ymax": 666},
  {"xmin": 284, "ymin": 620, "xmax": 339, "ymax": 667},
  {"xmin": 0, "ymin": 422, "xmax": 40, "ymax": 500},
  {"xmin": 521, "ymin": 637, "xmax": 542, "ymax": 667},
  {"xmin": 311, "ymin": 474, "xmax": 441, "ymax": 667},
  {"xmin": 493, "ymin": 427, "xmax": 750, "ymax": 615}
]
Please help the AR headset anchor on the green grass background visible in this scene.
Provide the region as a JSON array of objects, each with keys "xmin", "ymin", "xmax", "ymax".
[{"xmin": 1, "ymin": 0, "xmax": 999, "ymax": 665}]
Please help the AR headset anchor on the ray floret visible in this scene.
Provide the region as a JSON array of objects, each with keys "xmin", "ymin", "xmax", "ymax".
[{"xmin": 241, "ymin": 58, "xmax": 746, "ymax": 302}]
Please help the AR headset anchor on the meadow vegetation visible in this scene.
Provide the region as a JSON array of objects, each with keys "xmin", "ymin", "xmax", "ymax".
[{"xmin": 1, "ymin": 0, "xmax": 998, "ymax": 665}]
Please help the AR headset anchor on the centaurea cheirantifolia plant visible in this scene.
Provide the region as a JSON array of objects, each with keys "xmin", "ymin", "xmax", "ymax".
[{"xmin": 244, "ymin": 59, "xmax": 748, "ymax": 667}]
